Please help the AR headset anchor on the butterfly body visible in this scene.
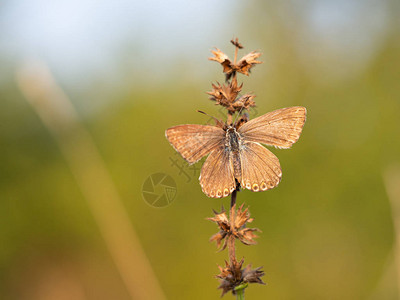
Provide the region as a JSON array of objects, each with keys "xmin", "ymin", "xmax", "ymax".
[
  {"xmin": 225, "ymin": 126, "xmax": 242, "ymax": 181},
  {"xmin": 165, "ymin": 106, "xmax": 307, "ymax": 198},
  {"xmin": 226, "ymin": 127, "xmax": 240, "ymax": 151}
]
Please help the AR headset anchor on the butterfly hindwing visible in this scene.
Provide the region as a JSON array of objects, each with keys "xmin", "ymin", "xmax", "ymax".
[
  {"xmin": 199, "ymin": 146, "xmax": 236, "ymax": 198},
  {"xmin": 238, "ymin": 106, "xmax": 306, "ymax": 149},
  {"xmin": 239, "ymin": 141, "xmax": 282, "ymax": 192},
  {"xmin": 165, "ymin": 125, "xmax": 225, "ymax": 165}
]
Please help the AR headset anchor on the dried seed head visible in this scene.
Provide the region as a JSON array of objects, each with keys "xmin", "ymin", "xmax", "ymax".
[
  {"xmin": 209, "ymin": 42, "xmax": 262, "ymax": 81},
  {"xmin": 216, "ymin": 259, "xmax": 265, "ymax": 297},
  {"xmin": 207, "ymin": 78, "xmax": 247, "ymax": 114},
  {"xmin": 207, "ymin": 77, "xmax": 255, "ymax": 114},
  {"xmin": 208, "ymin": 204, "xmax": 260, "ymax": 250},
  {"xmin": 207, "ymin": 80, "xmax": 242, "ymax": 105}
]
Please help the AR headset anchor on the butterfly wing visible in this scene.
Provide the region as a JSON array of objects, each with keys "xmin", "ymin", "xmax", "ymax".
[
  {"xmin": 239, "ymin": 141, "xmax": 282, "ymax": 192},
  {"xmin": 199, "ymin": 146, "xmax": 236, "ymax": 198},
  {"xmin": 238, "ymin": 106, "xmax": 306, "ymax": 148},
  {"xmin": 165, "ymin": 125, "xmax": 225, "ymax": 164}
]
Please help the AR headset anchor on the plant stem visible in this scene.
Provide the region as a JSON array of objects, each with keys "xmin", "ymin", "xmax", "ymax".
[
  {"xmin": 228, "ymin": 235, "xmax": 236, "ymax": 265},
  {"xmin": 234, "ymin": 282, "xmax": 248, "ymax": 299},
  {"xmin": 228, "ymin": 190, "xmax": 237, "ymax": 264},
  {"xmin": 231, "ymin": 189, "xmax": 237, "ymax": 208},
  {"xmin": 234, "ymin": 43, "xmax": 238, "ymax": 65},
  {"xmin": 236, "ymin": 288, "xmax": 245, "ymax": 300}
]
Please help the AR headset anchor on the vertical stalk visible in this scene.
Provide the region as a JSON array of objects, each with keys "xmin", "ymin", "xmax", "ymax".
[
  {"xmin": 228, "ymin": 190, "xmax": 237, "ymax": 265},
  {"xmin": 234, "ymin": 282, "xmax": 248, "ymax": 299},
  {"xmin": 234, "ymin": 42, "xmax": 238, "ymax": 65},
  {"xmin": 230, "ymin": 189, "xmax": 237, "ymax": 209},
  {"xmin": 236, "ymin": 288, "xmax": 245, "ymax": 300}
]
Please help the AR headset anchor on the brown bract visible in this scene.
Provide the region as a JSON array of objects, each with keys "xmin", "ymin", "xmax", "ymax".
[
  {"xmin": 208, "ymin": 204, "xmax": 260, "ymax": 251},
  {"xmin": 233, "ymin": 94, "xmax": 256, "ymax": 112},
  {"xmin": 216, "ymin": 258, "xmax": 265, "ymax": 297},
  {"xmin": 207, "ymin": 78, "xmax": 255, "ymax": 114},
  {"xmin": 209, "ymin": 48, "xmax": 262, "ymax": 80},
  {"xmin": 230, "ymin": 38, "xmax": 243, "ymax": 49}
]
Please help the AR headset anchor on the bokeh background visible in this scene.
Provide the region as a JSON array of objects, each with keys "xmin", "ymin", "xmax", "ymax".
[{"xmin": 1, "ymin": 0, "xmax": 400, "ymax": 299}]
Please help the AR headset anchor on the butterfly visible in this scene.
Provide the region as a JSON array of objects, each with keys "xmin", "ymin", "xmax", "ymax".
[{"xmin": 165, "ymin": 106, "xmax": 307, "ymax": 198}]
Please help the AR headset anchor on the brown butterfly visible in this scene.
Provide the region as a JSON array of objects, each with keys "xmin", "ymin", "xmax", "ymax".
[{"xmin": 165, "ymin": 106, "xmax": 307, "ymax": 198}]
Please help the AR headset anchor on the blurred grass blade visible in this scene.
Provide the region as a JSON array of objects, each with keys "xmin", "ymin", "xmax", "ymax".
[
  {"xmin": 16, "ymin": 61, "xmax": 166, "ymax": 300},
  {"xmin": 383, "ymin": 165, "xmax": 400, "ymax": 297}
]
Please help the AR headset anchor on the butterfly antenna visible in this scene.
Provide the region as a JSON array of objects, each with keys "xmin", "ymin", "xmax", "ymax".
[
  {"xmin": 197, "ymin": 110, "xmax": 224, "ymax": 127},
  {"xmin": 233, "ymin": 102, "xmax": 246, "ymax": 125}
]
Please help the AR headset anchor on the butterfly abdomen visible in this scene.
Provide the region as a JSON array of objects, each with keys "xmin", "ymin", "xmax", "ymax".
[
  {"xmin": 232, "ymin": 152, "xmax": 242, "ymax": 182},
  {"xmin": 226, "ymin": 127, "xmax": 242, "ymax": 182}
]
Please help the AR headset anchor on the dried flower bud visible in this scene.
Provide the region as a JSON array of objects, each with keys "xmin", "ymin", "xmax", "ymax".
[
  {"xmin": 217, "ymin": 259, "xmax": 265, "ymax": 297},
  {"xmin": 231, "ymin": 38, "xmax": 243, "ymax": 49},
  {"xmin": 208, "ymin": 204, "xmax": 260, "ymax": 250},
  {"xmin": 207, "ymin": 78, "xmax": 255, "ymax": 114},
  {"xmin": 209, "ymin": 47, "xmax": 262, "ymax": 80},
  {"xmin": 207, "ymin": 80, "xmax": 242, "ymax": 106}
]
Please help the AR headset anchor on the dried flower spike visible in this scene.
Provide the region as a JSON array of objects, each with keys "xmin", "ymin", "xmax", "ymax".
[
  {"xmin": 208, "ymin": 204, "xmax": 260, "ymax": 251},
  {"xmin": 207, "ymin": 77, "xmax": 256, "ymax": 114},
  {"xmin": 207, "ymin": 79, "xmax": 242, "ymax": 106},
  {"xmin": 217, "ymin": 258, "xmax": 265, "ymax": 297},
  {"xmin": 209, "ymin": 39, "xmax": 262, "ymax": 80}
]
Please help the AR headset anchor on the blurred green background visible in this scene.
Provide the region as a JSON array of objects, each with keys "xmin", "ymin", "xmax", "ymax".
[{"xmin": 1, "ymin": 0, "xmax": 400, "ymax": 299}]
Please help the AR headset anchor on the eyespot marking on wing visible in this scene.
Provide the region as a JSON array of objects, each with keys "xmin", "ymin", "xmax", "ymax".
[
  {"xmin": 260, "ymin": 182, "xmax": 268, "ymax": 191},
  {"xmin": 223, "ymin": 188, "xmax": 230, "ymax": 197},
  {"xmin": 252, "ymin": 183, "xmax": 259, "ymax": 192}
]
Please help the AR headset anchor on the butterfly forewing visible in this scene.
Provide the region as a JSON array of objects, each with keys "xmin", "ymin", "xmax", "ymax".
[
  {"xmin": 165, "ymin": 125, "xmax": 225, "ymax": 164},
  {"xmin": 239, "ymin": 142, "xmax": 282, "ymax": 192},
  {"xmin": 199, "ymin": 146, "xmax": 236, "ymax": 198},
  {"xmin": 238, "ymin": 106, "xmax": 306, "ymax": 149}
]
